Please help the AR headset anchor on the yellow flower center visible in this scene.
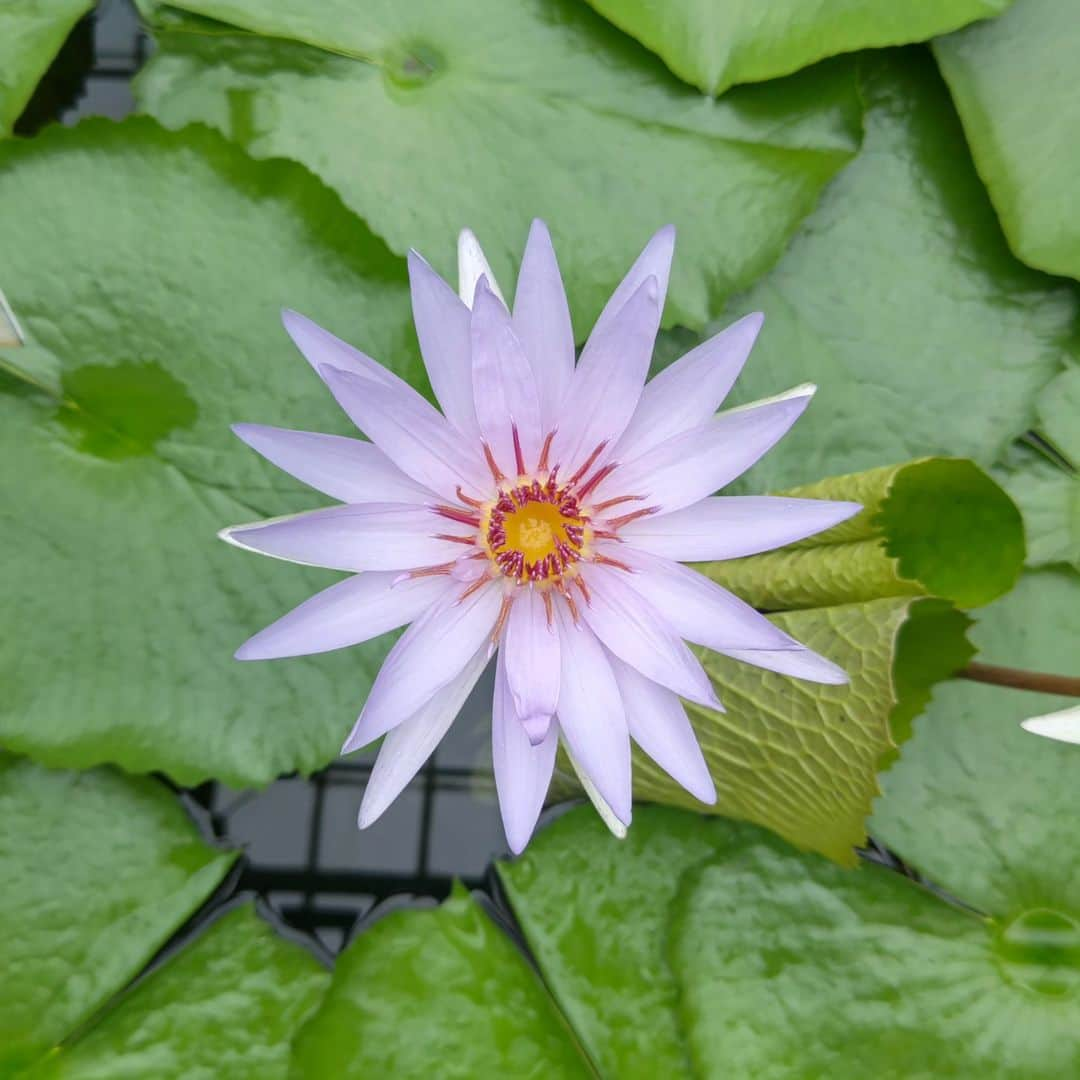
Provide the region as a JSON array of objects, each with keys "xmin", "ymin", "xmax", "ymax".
[{"xmin": 484, "ymin": 477, "xmax": 589, "ymax": 582}]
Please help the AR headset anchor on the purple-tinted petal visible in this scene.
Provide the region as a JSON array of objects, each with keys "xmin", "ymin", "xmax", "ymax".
[
  {"xmin": 232, "ymin": 424, "xmax": 434, "ymax": 505},
  {"xmin": 458, "ymin": 228, "xmax": 504, "ymax": 306},
  {"xmin": 236, "ymin": 572, "xmax": 451, "ymax": 660},
  {"xmin": 609, "ymin": 654, "xmax": 716, "ymax": 805},
  {"xmin": 594, "ymin": 387, "xmax": 815, "ymax": 514},
  {"xmin": 282, "ymin": 309, "xmax": 397, "ymax": 388},
  {"xmin": 611, "ymin": 546, "xmax": 793, "ymax": 653},
  {"xmin": 551, "ymin": 276, "xmax": 660, "ymax": 475},
  {"xmin": 319, "ymin": 364, "xmax": 488, "ymax": 499},
  {"xmin": 503, "ymin": 588, "xmax": 560, "ymax": 739},
  {"xmin": 620, "ymin": 495, "xmax": 862, "ymax": 562},
  {"xmin": 590, "ymin": 225, "xmax": 675, "ymax": 344},
  {"xmin": 615, "ymin": 312, "xmax": 763, "ymax": 461},
  {"xmin": 359, "ymin": 645, "xmax": 490, "ymax": 828},
  {"xmin": 578, "ymin": 564, "xmax": 719, "ymax": 709},
  {"xmin": 471, "ymin": 279, "xmax": 543, "ymax": 475},
  {"xmin": 407, "ymin": 251, "xmax": 479, "ymax": 440},
  {"xmin": 721, "ymin": 643, "xmax": 849, "ymax": 685},
  {"xmin": 220, "ymin": 503, "xmax": 466, "ymax": 572},
  {"xmin": 341, "ymin": 581, "xmax": 502, "ymax": 752},
  {"xmin": 554, "ymin": 604, "xmax": 632, "ymax": 825},
  {"xmin": 512, "ymin": 219, "xmax": 575, "ymax": 432},
  {"xmin": 492, "ymin": 650, "xmax": 558, "ymax": 853}
]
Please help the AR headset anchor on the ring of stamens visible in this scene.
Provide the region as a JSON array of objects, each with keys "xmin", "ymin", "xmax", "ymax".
[
  {"xmin": 483, "ymin": 473, "xmax": 589, "ymax": 583},
  {"xmin": 422, "ymin": 431, "xmax": 658, "ymax": 638}
]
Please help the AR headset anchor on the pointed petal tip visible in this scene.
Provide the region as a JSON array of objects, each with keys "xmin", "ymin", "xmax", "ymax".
[
  {"xmin": 233, "ymin": 639, "xmax": 262, "ymax": 661},
  {"xmin": 358, "ymin": 783, "xmax": 395, "ymax": 829},
  {"xmin": 505, "ymin": 821, "xmax": 537, "ymax": 856},
  {"xmin": 280, "ymin": 307, "xmax": 307, "ymax": 333},
  {"xmin": 685, "ymin": 773, "xmax": 718, "ymax": 806},
  {"xmin": 521, "ymin": 712, "xmax": 553, "ymax": 745},
  {"xmin": 1021, "ymin": 705, "xmax": 1080, "ymax": 745},
  {"xmin": 217, "ymin": 523, "xmax": 247, "ymax": 548},
  {"xmin": 738, "ymin": 310, "xmax": 765, "ymax": 334}
]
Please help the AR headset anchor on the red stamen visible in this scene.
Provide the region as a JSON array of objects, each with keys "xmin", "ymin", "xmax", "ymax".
[
  {"xmin": 436, "ymin": 533, "xmax": 476, "ymax": 546},
  {"xmin": 457, "ymin": 575, "xmax": 492, "ymax": 603},
  {"xmin": 542, "ymin": 589, "xmax": 554, "ymax": 628},
  {"xmin": 483, "ymin": 442, "xmax": 506, "ymax": 484},
  {"xmin": 491, "ymin": 595, "xmax": 513, "ymax": 641},
  {"xmin": 575, "ymin": 461, "xmax": 617, "ymax": 502},
  {"xmin": 456, "ymin": 486, "xmax": 484, "ymax": 509},
  {"xmin": 566, "ymin": 441, "xmax": 608, "ymax": 490},
  {"xmin": 591, "ymin": 529, "xmax": 620, "ymax": 541},
  {"xmin": 512, "ymin": 424, "xmax": 526, "ymax": 476},
  {"xmin": 538, "ymin": 431, "xmax": 555, "ymax": 472},
  {"xmin": 405, "ymin": 561, "xmax": 457, "ymax": 579},
  {"xmin": 433, "ymin": 505, "xmax": 481, "ymax": 527},
  {"xmin": 591, "ymin": 494, "xmax": 644, "ymax": 513},
  {"xmin": 606, "ymin": 506, "xmax": 659, "ymax": 530},
  {"xmin": 573, "ymin": 575, "xmax": 591, "ymax": 605},
  {"xmin": 561, "ymin": 583, "xmax": 580, "ymax": 625},
  {"xmin": 594, "ymin": 552, "xmax": 633, "ymax": 573}
]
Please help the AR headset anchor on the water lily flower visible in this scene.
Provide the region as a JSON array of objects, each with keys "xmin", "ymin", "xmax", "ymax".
[{"xmin": 222, "ymin": 222, "xmax": 861, "ymax": 852}]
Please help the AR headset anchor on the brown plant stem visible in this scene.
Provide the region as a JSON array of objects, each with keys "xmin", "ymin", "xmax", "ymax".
[{"xmin": 958, "ymin": 662, "xmax": 1080, "ymax": 698}]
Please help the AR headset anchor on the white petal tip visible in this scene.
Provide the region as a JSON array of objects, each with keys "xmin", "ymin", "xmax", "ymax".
[
  {"xmin": 217, "ymin": 524, "xmax": 246, "ymax": 547},
  {"xmin": 1021, "ymin": 706, "xmax": 1080, "ymax": 745},
  {"xmin": 606, "ymin": 816, "xmax": 629, "ymax": 840}
]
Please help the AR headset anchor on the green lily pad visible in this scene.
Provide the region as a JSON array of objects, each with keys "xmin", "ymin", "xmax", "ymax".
[
  {"xmin": 872, "ymin": 568, "xmax": 1080, "ymax": 916},
  {"xmin": 715, "ymin": 50, "xmax": 1074, "ymax": 491},
  {"xmin": 934, "ymin": 0, "xmax": 1080, "ymax": 283},
  {"xmin": 290, "ymin": 883, "xmax": 594, "ymax": 1078},
  {"xmin": 0, "ymin": 0, "xmax": 94, "ymax": 136},
  {"xmin": 38, "ymin": 903, "xmax": 328, "ymax": 1080},
  {"xmin": 132, "ymin": 0, "xmax": 862, "ymax": 332},
  {"xmin": 0, "ymin": 754, "xmax": 236, "ymax": 1074},
  {"xmin": 627, "ymin": 595, "xmax": 972, "ymax": 864},
  {"xmin": 997, "ymin": 368, "xmax": 1080, "ymax": 569},
  {"xmin": 583, "ymin": 458, "xmax": 1018, "ymax": 863},
  {"xmin": 671, "ymin": 825, "xmax": 1080, "ymax": 1079},
  {"xmin": 498, "ymin": 806, "xmax": 724, "ymax": 1078},
  {"xmin": 0, "ymin": 117, "xmax": 417, "ymax": 786},
  {"xmin": 703, "ymin": 457, "xmax": 1024, "ymax": 611},
  {"xmin": 581, "ymin": 0, "xmax": 1010, "ymax": 96}
]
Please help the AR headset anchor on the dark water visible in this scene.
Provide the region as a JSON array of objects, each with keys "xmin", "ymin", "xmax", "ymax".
[{"xmin": 19, "ymin": 0, "xmax": 511, "ymax": 955}]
